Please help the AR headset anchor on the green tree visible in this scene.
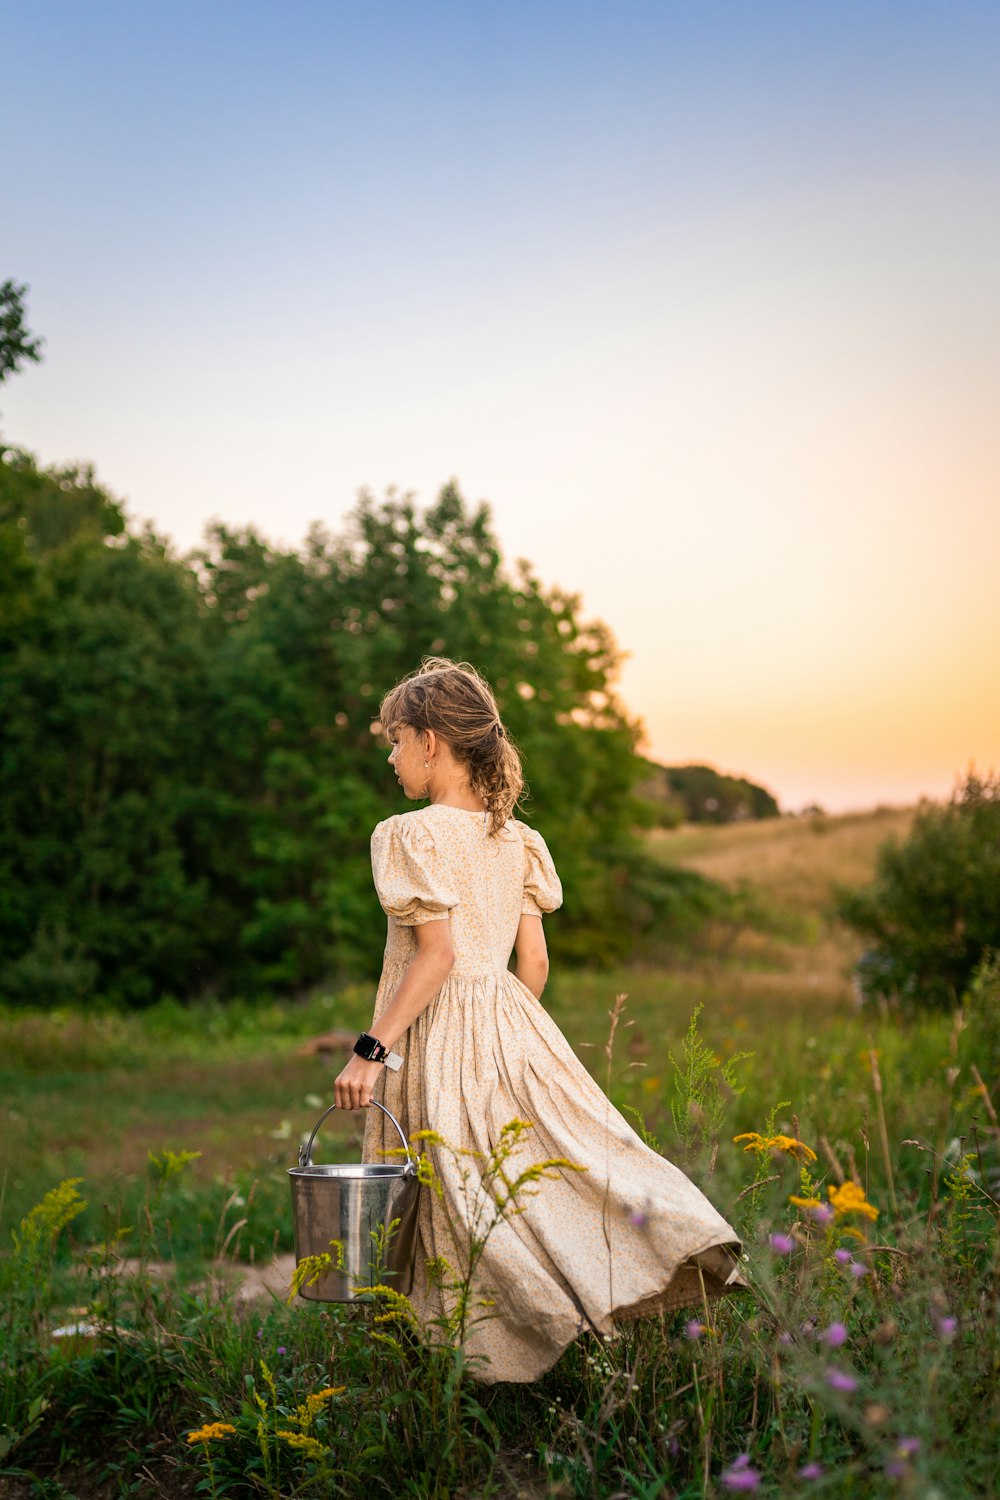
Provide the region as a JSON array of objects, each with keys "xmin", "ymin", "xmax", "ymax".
[
  {"xmin": 834, "ymin": 770, "xmax": 1000, "ymax": 1011},
  {"xmin": 1, "ymin": 461, "xmax": 728, "ymax": 1007},
  {"xmin": 0, "ymin": 452, "xmax": 213, "ymax": 1006},
  {"xmin": 0, "ymin": 279, "xmax": 44, "ymax": 393},
  {"xmin": 663, "ymin": 763, "xmax": 780, "ymax": 823}
]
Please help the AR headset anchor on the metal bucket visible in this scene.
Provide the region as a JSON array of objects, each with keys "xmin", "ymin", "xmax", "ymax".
[{"xmin": 287, "ymin": 1100, "xmax": 420, "ymax": 1302}]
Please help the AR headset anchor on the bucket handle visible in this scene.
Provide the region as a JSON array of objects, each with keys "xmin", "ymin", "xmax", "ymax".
[{"xmin": 297, "ymin": 1099, "xmax": 415, "ymax": 1171}]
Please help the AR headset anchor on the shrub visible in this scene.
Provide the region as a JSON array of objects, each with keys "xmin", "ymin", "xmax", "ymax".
[{"xmin": 834, "ymin": 771, "xmax": 1000, "ymax": 1011}]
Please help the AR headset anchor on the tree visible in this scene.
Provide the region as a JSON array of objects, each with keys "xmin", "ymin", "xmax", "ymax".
[
  {"xmin": 834, "ymin": 770, "xmax": 1000, "ymax": 1011},
  {"xmin": 1, "ymin": 462, "xmax": 730, "ymax": 1008},
  {"xmin": 0, "ymin": 279, "xmax": 44, "ymax": 391}
]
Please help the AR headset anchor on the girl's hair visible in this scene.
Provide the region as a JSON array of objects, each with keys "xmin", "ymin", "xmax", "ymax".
[{"xmin": 379, "ymin": 657, "xmax": 524, "ymax": 835}]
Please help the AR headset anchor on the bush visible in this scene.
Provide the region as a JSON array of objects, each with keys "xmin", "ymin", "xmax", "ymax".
[{"xmin": 834, "ymin": 771, "xmax": 1000, "ymax": 1011}]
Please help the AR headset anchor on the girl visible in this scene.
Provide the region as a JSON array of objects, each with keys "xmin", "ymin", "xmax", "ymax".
[{"xmin": 333, "ymin": 657, "xmax": 746, "ymax": 1383}]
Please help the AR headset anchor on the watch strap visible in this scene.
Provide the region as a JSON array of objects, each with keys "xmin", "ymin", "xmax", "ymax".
[{"xmin": 354, "ymin": 1031, "xmax": 404, "ymax": 1071}]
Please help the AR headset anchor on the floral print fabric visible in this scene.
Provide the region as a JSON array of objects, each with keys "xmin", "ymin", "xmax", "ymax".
[{"xmin": 361, "ymin": 802, "xmax": 746, "ymax": 1384}]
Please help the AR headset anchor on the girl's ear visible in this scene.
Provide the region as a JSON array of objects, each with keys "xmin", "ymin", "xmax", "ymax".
[{"xmin": 423, "ymin": 728, "xmax": 437, "ymax": 760}]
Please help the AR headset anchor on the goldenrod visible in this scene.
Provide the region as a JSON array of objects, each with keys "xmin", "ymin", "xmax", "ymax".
[
  {"xmin": 734, "ymin": 1132, "xmax": 818, "ymax": 1164},
  {"xmin": 277, "ymin": 1430, "xmax": 326, "ymax": 1461},
  {"xmin": 827, "ymin": 1181, "xmax": 879, "ymax": 1221},
  {"xmin": 187, "ymin": 1422, "xmax": 236, "ymax": 1445}
]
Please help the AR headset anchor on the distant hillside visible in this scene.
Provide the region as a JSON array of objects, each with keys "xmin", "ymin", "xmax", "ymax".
[{"xmin": 635, "ymin": 758, "xmax": 780, "ymax": 826}]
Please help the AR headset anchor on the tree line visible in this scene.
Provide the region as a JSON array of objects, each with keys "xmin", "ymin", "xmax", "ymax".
[{"xmin": 0, "ymin": 443, "xmax": 739, "ymax": 1008}]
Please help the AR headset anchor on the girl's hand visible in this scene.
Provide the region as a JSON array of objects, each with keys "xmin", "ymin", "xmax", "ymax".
[{"xmin": 333, "ymin": 1053, "xmax": 385, "ymax": 1112}]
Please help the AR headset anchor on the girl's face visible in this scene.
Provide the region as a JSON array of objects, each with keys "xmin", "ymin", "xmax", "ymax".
[{"xmin": 386, "ymin": 723, "xmax": 428, "ymax": 799}]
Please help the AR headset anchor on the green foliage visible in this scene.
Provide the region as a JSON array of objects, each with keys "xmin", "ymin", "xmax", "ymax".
[
  {"xmin": 2, "ymin": 995, "xmax": 999, "ymax": 1497},
  {"xmin": 961, "ymin": 949, "xmax": 1000, "ymax": 1095},
  {"xmin": 668, "ymin": 1003, "xmax": 753, "ymax": 1157},
  {"xmin": 0, "ymin": 278, "xmax": 44, "ymax": 391},
  {"xmin": 0, "ymin": 1178, "xmax": 86, "ymax": 1460},
  {"xmin": 662, "ymin": 762, "xmax": 780, "ymax": 823},
  {"xmin": 834, "ymin": 770, "xmax": 1000, "ymax": 1011},
  {"xmin": 0, "ymin": 453, "xmax": 729, "ymax": 1007}
]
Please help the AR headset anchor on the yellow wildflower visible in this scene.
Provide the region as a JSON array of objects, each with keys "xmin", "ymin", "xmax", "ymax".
[
  {"xmin": 293, "ymin": 1386, "xmax": 347, "ymax": 1426},
  {"xmin": 827, "ymin": 1181, "xmax": 879, "ymax": 1221},
  {"xmin": 277, "ymin": 1430, "xmax": 326, "ymax": 1461},
  {"xmin": 789, "ymin": 1194, "xmax": 822, "ymax": 1209},
  {"xmin": 734, "ymin": 1132, "xmax": 818, "ymax": 1164},
  {"xmin": 187, "ymin": 1422, "xmax": 236, "ymax": 1445}
]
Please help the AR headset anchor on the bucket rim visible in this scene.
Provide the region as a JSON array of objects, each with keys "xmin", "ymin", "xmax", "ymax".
[{"xmin": 288, "ymin": 1162, "xmax": 417, "ymax": 1180}]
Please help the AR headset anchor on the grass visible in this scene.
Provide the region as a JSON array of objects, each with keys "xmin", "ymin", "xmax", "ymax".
[{"xmin": 1, "ymin": 803, "xmax": 998, "ymax": 1498}]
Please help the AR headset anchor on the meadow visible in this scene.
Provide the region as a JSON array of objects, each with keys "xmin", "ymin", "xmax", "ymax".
[{"xmin": 2, "ymin": 804, "xmax": 998, "ymax": 1499}]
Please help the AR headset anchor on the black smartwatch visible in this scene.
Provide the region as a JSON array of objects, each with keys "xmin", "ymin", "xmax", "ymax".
[{"xmin": 354, "ymin": 1031, "xmax": 403, "ymax": 1071}]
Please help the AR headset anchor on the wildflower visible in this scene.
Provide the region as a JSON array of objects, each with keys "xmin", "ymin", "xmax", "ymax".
[
  {"xmin": 720, "ymin": 1453, "xmax": 760, "ymax": 1490},
  {"xmin": 936, "ymin": 1315, "xmax": 957, "ymax": 1339},
  {"xmin": 790, "ymin": 1193, "xmax": 834, "ymax": 1224},
  {"xmin": 827, "ymin": 1181, "xmax": 878, "ymax": 1221},
  {"xmin": 895, "ymin": 1437, "xmax": 920, "ymax": 1458},
  {"xmin": 769, "ymin": 1232, "xmax": 795, "ymax": 1255},
  {"xmin": 826, "ymin": 1367, "xmax": 858, "ymax": 1393},
  {"xmin": 735, "ymin": 1132, "xmax": 817, "ymax": 1163},
  {"xmin": 778, "ymin": 1330, "xmax": 793, "ymax": 1345},
  {"xmin": 293, "ymin": 1386, "xmax": 347, "ymax": 1426},
  {"xmin": 685, "ymin": 1319, "xmax": 705, "ymax": 1339},
  {"xmin": 276, "ymin": 1346, "xmax": 287, "ymax": 1355},
  {"xmin": 799, "ymin": 1463, "xmax": 824, "ymax": 1479},
  {"xmin": 834, "ymin": 1248, "xmax": 853, "ymax": 1264},
  {"xmin": 277, "ymin": 1430, "xmax": 325, "ymax": 1461},
  {"xmin": 822, "ymin": 1322, "xmax": 848, "ymax": 1348},
  {"xmin": 187, "ymin": 1422, "xmax": 236, "ymax": 1445},
  {"xmin": 849, "ymin": 1260, "xmax": 869, "ymax": 1279}
]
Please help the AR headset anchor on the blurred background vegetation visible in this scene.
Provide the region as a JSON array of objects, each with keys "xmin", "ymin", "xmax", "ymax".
[
  {"xmin": 3, "ymin": 280, "xmax": 998, "ymax": 1020},
  {"xmin": 0, "ymin": 436, "xmax": 784, "ymax": 1009}
]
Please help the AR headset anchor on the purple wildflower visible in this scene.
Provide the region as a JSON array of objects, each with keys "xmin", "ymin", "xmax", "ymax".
[
  {"xmin": 799, "ymin": 1462, "xmax": 824, "ymax": 1479},
  {"xmin": 276, "ymin": 1345, "xmax": 287, "ymax": 1355},
  {"xmin": 807, "ymin": 1203, "xmax": 835, "ymax": 1225},
  {"xmin": 769, "ymin": 1233, "xmax": 795, "ymax": 1255},
  {"xmin": 822, "ymin": 1321, "xmax": 848, "ymax": 1348},
  {"xmin": 721, "ymin": 1454, "xmax": 760, "ymax": 1491},
  {"xmin": 834, "ymin": 1248, "xmax": 853, "ymax": 1264},
  {"xmin": 895, "ymin": 1437, "xmax": 920, "ymax": 1457},
  {"xmin": 936, "ymin": 1316, "xmax": 957, "ymax": 1339},
  {"xmin": 778, "ymin": 1330, "xmax": 793, "ymax": 1345},
  {"xmin": 885, "ymin": 1460, "xmax": 906, "ymax": 1479},
  {"xmin": 685, "ymin": 1320, "xmax": 706, "ymax": 1340},
  {"xmin": 849, "ymin": 1261, "xmax": 869, "ymax": 1279},
  {"xmin": 826, "ymin": 1366, "xmax": 858, "ymax": 1393}
]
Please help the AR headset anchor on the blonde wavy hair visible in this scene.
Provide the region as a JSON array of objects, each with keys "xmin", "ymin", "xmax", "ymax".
[{"xmin": 379, "ymin": 657, "xmax": 525, "ymax": 835}]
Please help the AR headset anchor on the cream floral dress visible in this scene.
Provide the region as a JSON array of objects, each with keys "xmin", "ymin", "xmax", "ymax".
[{"xmin": 361, "ymin": 803, "xmax": 746, "ymax": 1384}]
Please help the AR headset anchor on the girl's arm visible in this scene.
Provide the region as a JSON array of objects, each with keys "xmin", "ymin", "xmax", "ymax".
[
  {"xmin": 513, "ymin": 913, "xmax": 549, "ymax": 1000},
  {"xmin": 333, "ymin": 919, "xmax": 455, "ymax": 1110}
]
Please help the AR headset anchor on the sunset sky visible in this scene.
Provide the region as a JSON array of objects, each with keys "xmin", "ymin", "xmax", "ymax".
[{"xmin": 4, "ymin": 1, "xmax": 998, "ymax": 812}]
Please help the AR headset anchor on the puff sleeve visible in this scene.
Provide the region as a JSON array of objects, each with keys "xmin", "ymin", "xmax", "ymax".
[
  {"xmin": 513, "ymin": 820, "xmax": 563, "ymax": 917},
  {"xmin": 370, "ymin": 816, "xmax": 460, "ymax": 926}
]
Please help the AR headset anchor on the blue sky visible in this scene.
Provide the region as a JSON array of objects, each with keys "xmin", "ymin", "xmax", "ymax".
[{"xmin": 4, "ymin": 1, "xmax": 999, "ymax": 810}]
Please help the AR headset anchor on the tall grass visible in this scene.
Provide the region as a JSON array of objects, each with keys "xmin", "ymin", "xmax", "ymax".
[{"xmin": 2, "ymin": 806, "xmax": 997, "ymax": 1495}]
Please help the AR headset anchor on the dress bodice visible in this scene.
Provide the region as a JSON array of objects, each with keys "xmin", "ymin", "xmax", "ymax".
[{"xmin": 370, "ymin": 804, "xmax": 562, "ymax": 977}]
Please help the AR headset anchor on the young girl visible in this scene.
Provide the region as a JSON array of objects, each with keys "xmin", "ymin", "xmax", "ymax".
[{"xmin": 334, "ymin": 657, "xmax": 746, "ymax": 1383}]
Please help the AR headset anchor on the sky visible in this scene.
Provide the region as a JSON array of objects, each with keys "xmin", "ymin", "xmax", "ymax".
[{"xmin": 3, "ymin": 0, "xmax": 998, "ymax": 813}]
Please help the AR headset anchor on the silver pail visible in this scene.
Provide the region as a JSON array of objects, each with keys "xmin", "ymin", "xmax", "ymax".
[{"xmin": 287, "ymin": 1099, "xmax": 420, "ymax": 1302}]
